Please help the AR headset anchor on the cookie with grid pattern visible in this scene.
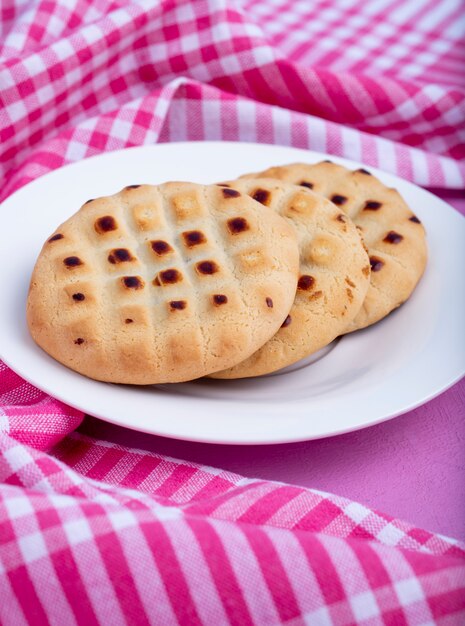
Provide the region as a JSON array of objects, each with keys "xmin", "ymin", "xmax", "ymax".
[
  {"xmin": 240, "ymin": 162, "xmax": 427, "ymax": 332},
  {"xmin": 211, "ymin": 178, "xmax": 370, "ymax": 379},
  {"xmin": 27, "ymin": 182, "xmax": 299, "ymax": 383}
]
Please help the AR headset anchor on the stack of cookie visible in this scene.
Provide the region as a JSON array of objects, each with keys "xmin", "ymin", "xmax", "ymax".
[{"xmin": 27, "ymin": 162, "xmax": 427, "ymax": 384}]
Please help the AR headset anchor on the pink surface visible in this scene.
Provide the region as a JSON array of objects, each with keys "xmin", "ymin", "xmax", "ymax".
[{"xmin": 80, "ymin": 191, "xmax": 465, "ymax": 543}]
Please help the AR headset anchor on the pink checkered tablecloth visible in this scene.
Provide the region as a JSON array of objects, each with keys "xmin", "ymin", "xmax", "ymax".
[{"xmin": 1, "ymin": 0, "xmax": 464, "ymax": 624}]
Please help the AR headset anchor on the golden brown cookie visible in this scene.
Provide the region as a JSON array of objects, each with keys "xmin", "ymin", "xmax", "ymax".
[
  {"xmin": 27, "ymin": 182, "xmax": 299, "ymax": 383},
  {"xmin": 240, "ymin": 162, "xmax": 427, "ymax": 332},
  {"xmin": 211, "ymin": 178, "xmax": 370, "ymax": 379}
]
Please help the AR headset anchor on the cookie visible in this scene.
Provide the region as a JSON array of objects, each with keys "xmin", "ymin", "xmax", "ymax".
[
  {"xmin": 240, "ymin": 162, "xmax": 427, "ymax": 332},
  {"xmin": 27, "ymin": 182, "xmax": 299, "ymax": 383},
  {"xmin": 211, "ymin": 178, "xmax": 370, "ymax": 379}
]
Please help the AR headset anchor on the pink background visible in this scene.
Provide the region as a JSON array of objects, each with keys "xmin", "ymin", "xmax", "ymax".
[{"xmin": 81, "ymin": 192, "xmax": 465, "ymax": 543}]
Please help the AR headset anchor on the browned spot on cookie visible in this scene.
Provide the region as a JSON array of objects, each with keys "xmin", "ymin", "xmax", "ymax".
[
  {"xmin": 222, "ymin": 188, "xmax": 240, "ymax": 198},
  {"xmin": 84, "ymin": 199, "xmax": 94, "ymax": 205},
  {"xmin": 310, "ymin": 290, "xmax": 323, "ymax": 300},
  {"xmin": 125, "ymin": 184, "xmax": 141, "ymax": 189},
  {"xmin": 217, "ymin": 183, "xmax": 230, "ymax": 188},
  {"xmin": 336, "ymin": 213, "xmax": 347, "ymax": 223},
  {"xmin": 182, "ymin": 230, "xmax": 206, "ymax": 247},
  {"xmin": 299, "ymin": 181, "xmax": 314, "ymax": 189},
  {"xmin": 345, "ymin": 277, "xmax": 355, "ymax": 288},
  {"xmin": 252, "ymin": 189, "xmax": 270, "ymax": 205},
  {"xmin": 323, "ymin": 159, "xmax": 332, "ymax": 163},
  {"xmin": 151, "ymin": 240, "xmax": 173, "ymax": 256},
  {"xmin": 95, "ymin": 216, "xmax": 117, "ymax": 233},
  {"xmin": 108, "ymin": 248, "xmax": 134, "ymax": 264},
  {"xmin": 362, "ymin": 264, "xmax": 370, "ymax": 277},
  {"xmin": 364, "ymin": 200, "xmax": 382, "ymax": 210},
  {"xmin": 74, "ymin": 338, "xmax": 84, "ymax": 345},
  {"xmin": 409, "ymin": 215, "xmax": 421, "ymax": 224},
  {"xmin": 384, "ymin": 231, "xmax": 403, "ymax": 244},
  {"xmin": 281, "ymin": 315, "xmax": 292, "ymax": 327},
  {"xmin": 196, "ymin": 261, "xmax": 219, "ymax": 275},
  {"xmin": 64, "ymin": 256, "xmax": 83, "ymax": 268},
  {"xmin": 346, "ymin": 288, "xmax": 354, "ymax": 301},
  {"xmin": 370, "ymin": 257, "xmax": 384, "ymax": 272},
  {"xmin": 213, "ymin": 294, "xmax": 228, "ymax": 305},
  {"xmin": 72, "ymin": 293, "xmax": 85, "ymax": 302},
  {"xmin": 227, "ymin": 217, "xmax": 249, "ymax": 234},
  {"xmin": 48, "ymin": 233, "xmax": 63, "ymax": 242},
  {"xmin": 298, "ymin": 275, "xmax": 315, "ymax": 290},
  {"xmin": 169, "ymin": 300, "xmax": 187, "ymax": 310},
  {"xmin": 122, "ymin": 276, "xmax": 144, "ymax": 289},
  {"xmin": 159, "ymin": 269, "xmax": 182, "ymax": 284},
  {"xmin": 331, "ymin": 194, "xmax": 347, "ymax": 206},
  {"xmin": 153, "ymin": 276, "xmax": 161, "ymax": 286},
  {"xmin": 266, "ymin": 297, "xmax": 273, "ymax": 308},
  {"xmin": 125, "ymin": 318, "xmax": 133, "ymax": 324},
  {"xmin": 357, "ymin": 168, "xmax": 371, "ymax": 175}
]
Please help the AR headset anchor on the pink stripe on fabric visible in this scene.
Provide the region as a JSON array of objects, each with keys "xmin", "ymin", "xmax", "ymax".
[
  {"xmin": 8, "ymin": 565, "xmax": 49, "ymax": 625},
  {"xmin": 211, "ymin": 521, "xmax": 282, "ymax": 624},
  {"xmin": 427, "ymin": 153, "xmax": 446, "ymax": 188},
  {"xmin": 298, "ymin": 533, "xmax": 348, "ymax": 606},
  {"xmin": 206, "ymin": 483, "xmax": 282, "ymax": 521},
  {"xmin": 326, "ymin": 121, "xmax": 343, "ymax": 156},
  {"xmin": 0, "ymin": 367, "xmax": 34, "ymax": 398},
  {"xmin": 186, "ymin": 480, "xmax": 263, "ymax": 517},
  {"xmin": 237, "ymin": 485, "xmax": 301, "ymax": 525},
  {"xmin": 188, "ymin": 518, "xmax": 254, "ymax": 625},
  {"xmin": 0, "ymin": 575, "xmax": 28, "ymax": 626},
  {"xmin": 243, "ymin": 525, "xmax": 301, "ymax": 622},
  {"xmin": 395, "ymin": 142, "xmax": 414, "ymax": 184},
  {"xmin": 153, "ymin": 464, "xmax": 198, "ymax": 499},
  {"xmin": 95, "ymin": 530, "xmax": 150, "ymax": 626},
  {"xmin": 118, "ymin": 456, "xmax": 164, "ymax": 489},
  {"xmin": 428, "ymin": 588, "xmax": 465, "ymax": 621},
  {"xmin": 360, "ymin": 133, "xmax": 379, "ymax": 170},
  {"xmin": 50, "ymin": 548, "xmax": 100, "ymax": 626},
  {"xmin": 139, "ymin": 520, "xmax": 202, "ymax": 625},
  {"xmin": 294, "ymin": 500, "xmax": 341, "ymax": 531},
  {"xmin": 162, "ymin": 520, "xmax": 230, "ymax": 625},
  {"xmin": 290, "ymin": 115, "xmax": 309, "ymax": 149},
  {"xmin": 402, "ymin": 548, "xmax": 465, "ymax": 578},
  {"xmin": 186, "ymin": 474, "xmax": 236, "ymax": 502}
]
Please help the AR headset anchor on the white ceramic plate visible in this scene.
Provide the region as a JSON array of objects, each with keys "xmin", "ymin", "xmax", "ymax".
[{"xmin": 1, "ymin": 142, "xmax": 464, "ymax": 444}]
